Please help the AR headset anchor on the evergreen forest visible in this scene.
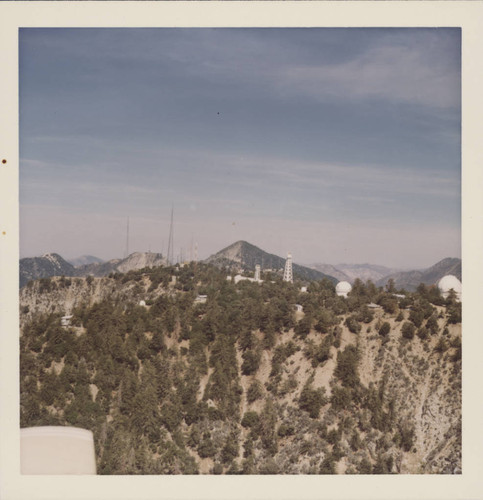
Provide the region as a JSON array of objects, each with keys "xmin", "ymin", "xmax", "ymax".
[{"xmin": 19, "ymin": 263, "xmax": 462, "ymax": 474}]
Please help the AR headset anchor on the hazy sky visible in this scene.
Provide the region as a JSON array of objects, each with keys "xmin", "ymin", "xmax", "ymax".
[{"xmin": 19, "ymin": 28, "xmax": 461, "ymax": 268}]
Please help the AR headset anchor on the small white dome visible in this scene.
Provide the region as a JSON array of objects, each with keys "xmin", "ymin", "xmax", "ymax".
[
  {"xmin": 437, "ymin": 275, "xmax": 462, "ymax": 300},
  {"xmin": 336, "ymin": 281, "xmax": 352, "ymax": 297}
]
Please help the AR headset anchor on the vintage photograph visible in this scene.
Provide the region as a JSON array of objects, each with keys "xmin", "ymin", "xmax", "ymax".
[{"xmin": 18, "ymin": 28, "xmax": 461, "ymax": 475}]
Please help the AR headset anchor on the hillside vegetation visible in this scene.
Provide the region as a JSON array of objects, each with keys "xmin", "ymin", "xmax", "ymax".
[{"xmin": 19, "ymin": 264, "xmax": 461, "ymax": 474}]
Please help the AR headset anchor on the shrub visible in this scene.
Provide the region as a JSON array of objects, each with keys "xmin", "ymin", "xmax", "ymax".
[
  {"xmin": 398, "ymin": 422, "xmax": 415, "ymax": 452},
  {"xmin": 426, "ymin": 315, "xmax": 439, "ymax": 335},
  {"xmin": 241, "ymin": 411, "xmax": 260, "ymax": 429},
  {"xmin": 277, "ymin": 423, "xmax": 295, "ymax": 438},
  {"xmin": 435, "ymin": 338, "xmax": 448, "ymax": 353},
  {"xmin": 345, "ymin": 315, "xmax": 361, "ymax": 334},
  {"xmin": 447, "ymin": 303, "xmax": 462, "ymax": 324},
  {"xmin": 198, "ymin": 437, "xmax": 216, "ymax": 458},
  {"xmin": 378, "ymin": 322, "xmax": 391, "ymax": 337},
  {"xmin": 380, "ymin": 296, "xmax": 398, "ymax": 314},
  {"xmin": 319, "ymin": 455, "xmax": 336, "ymax": 474},
  {"xmin": 299, "ymin": 383, "xmax": 327, "ymax": 418},
  {"xmin": 246, "ymin": 379, "xmax": 264, "ymax": 403},
  {"xmin": 334, "ymin": 345, "xmax": 360, "ymax": 388},
  {"xmin": 401, "ymin": 322, "xmax": 415, "ymax": 340},
  {"xmin": 409, "ymin": 308, "xmax": 424, "ymax": 328},
  {"xmin": 358, "ymin": 457, "xmax": 373, "ymax": 474},
  {"xmin": 356, "ymin": 305, "xmax": 374, "ymax": 324},
  {"xmin": 221, "ymin": 434, "xmax": 239, "ymax": 464},
  {"xmin": 241, "ymin": 349, "xmax": 261, "ymax": 375},
  {"xmin": 417, "ymin": 327, "xmax": 429, "ymax": 340},
  {"xmin": 330, "ymin": 386, "xmax": 352, "ymax": 411}
]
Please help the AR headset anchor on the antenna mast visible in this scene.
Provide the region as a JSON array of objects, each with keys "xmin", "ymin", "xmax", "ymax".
[
  {"xmin": 125, "ymin": 216, "xmax": 130, "ymax": 258},
  {"xmin": 167, "ymin": 206, "xmax": 174, "ymax": 265}
]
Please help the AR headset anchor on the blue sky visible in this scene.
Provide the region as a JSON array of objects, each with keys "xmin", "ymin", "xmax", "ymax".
[{"xmin": 19, "ymin": 28, "xmax": 461, "ymax": 268}]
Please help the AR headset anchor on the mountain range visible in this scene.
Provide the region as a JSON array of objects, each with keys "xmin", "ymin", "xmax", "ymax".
[
  {"xmin": 19, "ymin": 242, "xmax": 461, "ymax": 292},
  {"xmin": 19, "ymin": 252, "xmax": 166, "ymax": 288},
  {"xmin": 374, "ymin": 257, "xmax": 461, "ymax": 291}
]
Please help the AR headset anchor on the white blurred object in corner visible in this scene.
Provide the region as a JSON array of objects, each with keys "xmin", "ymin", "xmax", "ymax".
[{"xmin": 20, "ymin": 426, "xmax": 96, "ymax": 474}]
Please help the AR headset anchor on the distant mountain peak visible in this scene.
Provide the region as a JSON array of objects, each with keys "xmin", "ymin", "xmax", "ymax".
[
  {"xmin": 116, "ymin": 252, "xmax": 165, "ymax": 273},
  {"xmin": 20, "ymin": 253, "xmax": 75, "ymax": 288},
  {"xmin": 68, "ymin": 255, "xmax": 104, "ymax": 267},
  {"xmin": 205, "ymin": 241, "xmax": 337, "ymax": 283}
]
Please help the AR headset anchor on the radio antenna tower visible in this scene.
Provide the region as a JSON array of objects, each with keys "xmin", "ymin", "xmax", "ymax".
[
  {"xmin": 167, "ymin": 206, "xmax": 174, "ymax": 265},
  {"xmin": 125, "ymin": 216, "xmax": 130, "ymax": 258},
  {"xmin": 283, "ymin": 252, "xmax": 293, "ymax": 283}
]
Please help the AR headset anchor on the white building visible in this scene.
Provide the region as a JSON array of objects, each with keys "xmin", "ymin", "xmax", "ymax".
[
  {"xmin": 438, "ymin": 275, "xmax": 462, "ymax": 301},
  {"xmin": 61, "ymin": 315, "xmax": 73, "ymax": 327},
  {"xmin": 335, "ymin": 281, "xmax": 352, "ymax": 298},
  {"xmin": 254, "ymin": 265, "xmax": 261, "ymax": 282}
]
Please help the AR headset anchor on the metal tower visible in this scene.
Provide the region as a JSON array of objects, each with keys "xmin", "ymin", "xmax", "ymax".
[
  {"xmin": 283, "ymin": 253, "xmax": 293, "ymax": 283},
  {"xmin": 125, "ymin": 216, "xmax": 130, "ymax": 258},
  {"xmin": 167, "ymin": 206, "xmax": 174, "ymax": 265}
]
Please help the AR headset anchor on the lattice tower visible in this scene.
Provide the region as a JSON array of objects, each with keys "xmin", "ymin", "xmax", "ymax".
[{"xmin": 283, "ymin": 253, "xmax": 293, "ymax": 283}]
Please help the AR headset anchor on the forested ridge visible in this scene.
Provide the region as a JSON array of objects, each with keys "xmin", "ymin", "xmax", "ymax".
[{"xmin": 19, "ymin": 263, "xmax": 462, "ymax": 474}]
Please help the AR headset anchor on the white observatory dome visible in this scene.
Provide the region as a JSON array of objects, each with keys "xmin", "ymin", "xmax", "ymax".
[
  {"xmin": 437, "ymin": 275, "xmax": 462, "ymax": 300},
  {"xmin": 336, "ymin": 281, "xmax": 352, "ymax": 298}
]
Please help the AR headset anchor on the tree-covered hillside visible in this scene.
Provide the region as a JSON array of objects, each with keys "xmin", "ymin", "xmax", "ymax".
[{"xmin": 20, "ymin": 264, "xmax": 461, "ymax": 474}]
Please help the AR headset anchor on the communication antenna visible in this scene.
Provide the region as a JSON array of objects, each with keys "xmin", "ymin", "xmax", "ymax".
[
  {"xmin": 125, "ymin": 216, "xmax": 130, "ymax": 258},
  {"xmin": 167, "ymin": 206, "xmax": 174, "ymax": 265}
]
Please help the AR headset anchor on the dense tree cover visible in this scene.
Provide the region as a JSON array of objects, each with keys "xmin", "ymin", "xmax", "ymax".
[{"xmin": 19, "ymin": 265, "xmax": 461, "ymax": 474}]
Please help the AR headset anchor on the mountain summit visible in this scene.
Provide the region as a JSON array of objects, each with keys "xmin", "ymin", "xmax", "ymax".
[
  {"xmin": 19, "ymin": 253, "xmax": 75, "ymax": 288},
  {"xmin": 205, "ymin": 241, "xmax": 337, "ymax": 283}
]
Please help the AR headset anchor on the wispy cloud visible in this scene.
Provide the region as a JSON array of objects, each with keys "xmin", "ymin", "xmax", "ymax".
[{"xmin": 277, "ymin": 42, "xmax": 459, "ymax": 110}]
